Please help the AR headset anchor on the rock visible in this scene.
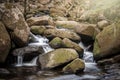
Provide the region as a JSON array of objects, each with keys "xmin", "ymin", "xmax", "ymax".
[
  {"xmin": 75, "ymin": 23, "xmax": 99, "ymax": 38},
  {"xmin": 62, "ymin": 58, "xmax": 85, "ymax": 73},
  {"xmin": 39, "ymin": 48, "xmax": 79, "ymax": 69},
  {"xmin": 0, "ymin": 22, "xmax": 11, "ymax": 62},
  {"xmin": 12, "ymin": 46, "xmax": 43, "ymax": 61},
  {"xmin": 44, "ymin": 29, "xmax": 81, "ymax": 41},
  {"xmin": 27, "ymin": 15, "xmax": 54, "ymax": 26},
  {"xmin": 38, "ymin": 0, "xmax": 51, "ymax": 5},
  {"xmin": 62, "ymin": 38, "xmax": 83, "ymax": 54},
  {"xmin": 93, "ymin": 21, "xmax": 120, "ymax": 60},
  {"xmin": 97, "ymin": 20, "xmax": 110, "ymax": 30},
  {"xmin": 31, "ymin": 26, "xmax": 46, "ymax": 35},
  {"xmin": 55, "ymin": 21, "xmax": 79, "ymax": 30},
  {"xmin": 49, "ymin": 37, "xmax": 63, "ymax": 49},
  {"xmin": 1, "ymin": 5, "xmax": 30, "ymax": 47}
]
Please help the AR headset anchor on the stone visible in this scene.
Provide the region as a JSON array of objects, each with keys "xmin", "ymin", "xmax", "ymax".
[
  {"xmin": 49, "ymin": 37, "xmax": 63, "ymax": 49},
  {"xmin": 38, "ymin": 0, "xmax": 51, "ymax": 5},
  {"xmin": 75, "ymin": 23, "xmax": 100, "ymax": 38},
  {"xmin": 1, "ymin": 5, "xmax": 30, "ymax": 47},
  {"xmin": 27, "ymin": 15, "xmax": 54, "ymax": 26},
  {"xmin": 39, "ymin": 48, "xmax": 79, "ymax": 69},
  {"xmin": 97, "ymin": 20, "xmax": 110, "ymax": 30},
  {"xmin": 31, "ymin": 26, "xmax": 46, "ymax": 35},
  {"xmin": 62, "ymin": 38, "xmax": 83, "ymax": 54},
  {"xmin": 55, "ymin": 21, "xmax": 79, "ymax": 30},
  {"xmin": 62, "ymin": 58, "xmax": 85, "ymax": 73},
  {"xmin": 44, "ymin": 29, "xmax": 81, "ymax": 41},
  {"xmin": 93, "ymin": 21, "xmax": 120, "ymax": 60},
  {"xmin": 0, "ymin": 22, "xmax": 11, "ymax": 62}
]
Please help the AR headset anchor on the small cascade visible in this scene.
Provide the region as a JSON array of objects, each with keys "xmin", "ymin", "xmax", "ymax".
[
  {"xmin": 15, "ymin": 32, "xmax": 53, "ymax": 67},
  {"xmin": 79, "ymin": 42, "xmax": 100, "ymax": 72}
]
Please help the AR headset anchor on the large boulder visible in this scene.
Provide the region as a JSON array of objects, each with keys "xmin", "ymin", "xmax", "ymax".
[
  {"xmin": 62, "ymin": 58, "xmax": 85, "ymax": 73},
  {"xmin": 49, "ymin": 37, "xmax": 63, "ymax": 49},
  {"xmin": 0, "ymin": 22, "xmax": 11, "ymax": 62},
  {"xmin": 1, "ymin": 5, "xmax": 30, "ymax": 47},
  {"xmin": 27, "ymin": 15, "xmax": 54, "ymax": 26},
  {"xmin": 44, "ymin": 29, "xmax": 81, "ymax": 41},
  {"xmin": 39, "ymin": 48, "xmax": 79, "ymax": 69},
  {"xmin": 93, "ymin": 21, "xmax": 120, "ymax": 60},
  {"xmin": 30, "ymin": 26, "xmax": 46, "ymax": 35},
  {"xmin": 62, "ymin": 38, "xmax": 83, "ymax": 54}
]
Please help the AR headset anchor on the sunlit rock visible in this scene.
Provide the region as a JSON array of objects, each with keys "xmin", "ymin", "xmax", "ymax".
[{"xmin": 39, "ymin": 48, "xmax": 79, "ymax": 69}]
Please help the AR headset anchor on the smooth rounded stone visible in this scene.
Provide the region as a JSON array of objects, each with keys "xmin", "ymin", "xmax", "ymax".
[
  {"xmin": 62, "ymin": 38, "xmax": 83, "ymax": 55},
  {"xmin": 27, "ymin": 15, "xmax": 54, "ymax": 26},
  {"xmin": 62, "ymin": 58, "xmax": 85, "ymax": 73},
  {"xmin": 97, "ymin": 20, "xmax": 110, "ymax": 30},
  {"xmin": 38, "ymin": 48, "xmax": 79, "ymax": 69},
  {"xmin": 30, "ymin": 26, "xmax": 46, "ymax": 35},
  {"xmin": 49, "ymin": 37, "xmax": 63, "ymax": 49},
  {"xmin": 55, "ymin": 21, "xmax": 79, "ymax": 30},
  {"xmin": 93, "ymin": 21, "xmax": 120, "ymax": 60},
  {"xmin": 75, "ymin": 23, "xmax": 100, "ymax": 38},
  {"xmin": 1, "ymin": 5, "xmax": 30, "ymax": 47},
  {"xmin": 44, "ymin": 29, "xmax": 81, "ymax": 41},
  {"xmin": 0, "ymin": 22, "xmax": 11, "ymax": 62}
]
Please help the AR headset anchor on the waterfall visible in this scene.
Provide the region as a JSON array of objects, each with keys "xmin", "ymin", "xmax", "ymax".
[
  {"xmin": 15, "ymin": 32, "xmax": 53, "ymax": 67},
  {"xmin": 79, "ymin": 42, "xmax": 100, "ymax": 72}
]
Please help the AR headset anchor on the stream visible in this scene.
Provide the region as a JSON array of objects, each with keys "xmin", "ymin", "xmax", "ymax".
[{"xmin": 0, "ymin": 32, "xmax": 120, "ymax": 80}]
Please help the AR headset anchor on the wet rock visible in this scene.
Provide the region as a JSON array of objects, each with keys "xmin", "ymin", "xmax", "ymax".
[
  {"xmin": 31, "ymin": 26, "xmax": 46, "ymax": 35},
  {"xmin": 97, "ymin": 20, "xmax": 110, "ymax": 30},
  {"xmin": 62, "ymin": 38, "xmax": 83, "ymax": 54},
  {"xmin": 93, "ymin": 21, "xmax": 120, "ymax": 60},
  {"xmin": 1, "ymin": 5, "xmax": 30, "ymax": 47},
  {"xmin": 12, "ymin": 46, "xmax": 43, "ymax": 61},
  {"xmin": 44, "ymin": 29, "xmax": 81, "ymax": 41},
  {"xmin": 39, "ymin": 48, "xmax": 79, "ymax": 69},
  {"xmin": 0, "ymin": 22, "xmax": 11, "ymax": 62},
  {"xmin": 0, "ymin": 68, "xmax": 10, "ymax": 74},
  {"xmin": 49, "ymin": 37, "xmax": 63, "ymax": 49},
  {"xmin": 63, "ymin": 58, "xmax": 85, "ymax": 73},
  {"xmin": 27, "ymin": 15, "xmax": 54, "ymax": 26}
]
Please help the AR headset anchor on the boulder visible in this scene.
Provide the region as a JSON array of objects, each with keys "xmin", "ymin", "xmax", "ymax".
[
  {"xmin": 0, "ymin": 22, "xmax": 11, "ymax": 62},
  {"xmin": 49, "ymin": 37, "xmax": 63, "ymax": 49},
  {"xmin": 93, "ymin": 21, "xmax": 120, "ymax": 60},
  {"xmin": 39, "ymin": 48, "xmax": 79, "ymax": 69},
  {"xmin": 31, "ymin": 26, "xmax": 46, "ymax": 35},
  {"xmin": 38, "ymin": 0, "xmax": 51, "ymax": 5},
  {"xmin": 62, "ymin": 38, "xmax": 83, "ymax": 54},
  {"xmin": 62, "ymin": 58, "xmax": 85, "ymax": 73},
  {"xmin": 55, "ymin": 21, "xmax": 79, "ymax": 30},
  {"xmin": 44, "ymin": 29, "xmax": 81, "ymax": 41},
  {"xmin": 75, "ymin": 23, "xmax": 100, "ymax": 38},
  {"xmin": 27, "ymin": 15, "xmax": 54, "ymax": 26},
  {"xmin": 97, "ymin": 20, "xmax": 110, "ymax": 30},
  {"xmin": 1, "ymin": 6, "xmax": 30, "ymax": 47}
]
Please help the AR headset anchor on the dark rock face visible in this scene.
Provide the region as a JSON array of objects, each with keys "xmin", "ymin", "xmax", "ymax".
[
  {"xmin": 1, "ymin": 5, "xmax": 30, "ymax": 47},
  {"xmin": 0, "ymin": 22, "xmax": 11, "ymax": 63}
]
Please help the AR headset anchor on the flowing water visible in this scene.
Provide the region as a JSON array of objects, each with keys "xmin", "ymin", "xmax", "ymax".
[{"xmin": 0, "ymin": 33, "xmax": 120, "ymax": 80}]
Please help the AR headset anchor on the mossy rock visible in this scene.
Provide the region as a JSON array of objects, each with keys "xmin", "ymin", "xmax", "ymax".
[
  {"xmin": 49, "ymin": 37, "xmax": 63, "ymax": 49},
  {"xmin": 93, "ymin": 21, "xmax": 120, "ymax": 60},
  {"xmin": 62, "ymin": 38, "xmax": 83, "ymax": 56},
  {"xmin": 63, "ymin": 58, "xmax": 85, "ymax": 73},
  {"xmin": 31, "ymin": 26, "xmax": 46, "ymax": 35},
  {"xmin": 39, "ymin": 48, "xmax": 79, "ymax": 69}
]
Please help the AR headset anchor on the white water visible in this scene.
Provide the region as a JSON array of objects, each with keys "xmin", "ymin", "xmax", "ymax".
[
  {"xmin": 15, "ymin": 33, "xmax": 53, "ymax": 67},
  {"xmin": 79, "ymin": 42, "xmax": 100, "ymax": 72}
]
